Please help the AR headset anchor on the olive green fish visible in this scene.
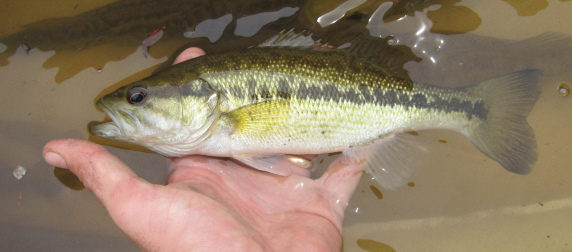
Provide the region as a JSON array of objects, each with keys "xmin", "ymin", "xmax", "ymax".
[{"xmin": 90, "ymin": 31, "xmax": 541, "ymax": 189}]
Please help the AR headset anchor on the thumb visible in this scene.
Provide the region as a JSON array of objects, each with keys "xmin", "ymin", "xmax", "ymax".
[
  {"xmin": 43, "ymin": 139, "xmax": 143, "ymax": 208},
  {"xmin": 173, "ymin": 47, "xmax": 206, "ymax": 64}
]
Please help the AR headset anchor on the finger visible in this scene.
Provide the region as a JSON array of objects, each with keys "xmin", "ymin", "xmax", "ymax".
[
  {"xmin": 316, "ymin": 155, "xmax": 363, "ymax": 227},
  {"xmin": 173, "ymin": 47, "xmax": 206, "ymax": 65},
  {"xmin": 43, "ymin": 139, "xmax": 144, "ymax": 208}
]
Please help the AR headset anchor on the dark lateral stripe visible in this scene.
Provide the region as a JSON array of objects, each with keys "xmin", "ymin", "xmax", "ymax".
[
  {"xmin": 280, "ymin": 83, "xmax": 489, "ymax": 120},
  {"xmin": 350, "ymin": 84, "xmax": 487, "ymax": 121},
  {"xmin": 377, "ymin": 85, "xmax": 488, "ymax": 121},
  {"xmin": 389, "ymin": 89, "xmax": 488, "ymax": 121},
  {"xmin": 247, "ymin": 79, "xmax": 487, "ymax": 121},
  {"xmin": 205, "ymin": 69, "xmax": 489, "ymax": 122},
  {"xmin": 364, "ymin": 84, "xmax": 487, "ymax": 121}
]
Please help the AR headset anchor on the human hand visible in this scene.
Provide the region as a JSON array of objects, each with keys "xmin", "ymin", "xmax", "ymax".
[
  {"xmin": 42, "ymin": 48, "xmax": 364, "ymax": 251},
  {"xmin": 44, "ymin": 139, "xmax": 362, "ymax": 251}
]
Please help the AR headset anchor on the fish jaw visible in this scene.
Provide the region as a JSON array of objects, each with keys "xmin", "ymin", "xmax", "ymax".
[
  {"xmin": 90, "ymin": 98, "xmax": 139, "ymax": 141},
  {"xmin": 90, "ymin": 121, "xmax": 121, "ymax": 138}
]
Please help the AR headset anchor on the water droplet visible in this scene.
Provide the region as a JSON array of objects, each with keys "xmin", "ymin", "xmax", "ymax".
[
  {"xmin": 558, "ymin": 83, "xmax": 570, "ymax": 96},
  {"xmin": 13, "ymin": 166, "xmax": 26, "ymax": 180}
]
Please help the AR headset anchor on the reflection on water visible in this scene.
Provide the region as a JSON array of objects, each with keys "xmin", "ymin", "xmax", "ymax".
[{"xmin": 1, "ymin": 0, "xmax": 572, "ymax": 251}]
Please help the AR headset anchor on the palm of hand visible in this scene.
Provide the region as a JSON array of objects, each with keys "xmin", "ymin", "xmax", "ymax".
[{"xmin": 132, "ymin": 155, "xmax": 361, "ymax": 251}]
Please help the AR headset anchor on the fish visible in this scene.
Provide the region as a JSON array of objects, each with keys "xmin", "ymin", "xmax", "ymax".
[{"xmin": 89, "ymin": 31, "xmax": 541, "ymax": 190}]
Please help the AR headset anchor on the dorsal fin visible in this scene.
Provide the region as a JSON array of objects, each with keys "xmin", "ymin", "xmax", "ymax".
[
  {"xmin": 340, "ymin": 31, "xmax": 421, "ymax": 80},
  {"xmin": 258, "ymin": 29, "xmax": 318, "ymax": 48},
  {"xmin": 258, "ymin": 29, "xmax": 421, "ymax": 80}
]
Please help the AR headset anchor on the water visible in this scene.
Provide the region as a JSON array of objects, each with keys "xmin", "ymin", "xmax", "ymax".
[{"xmin": 1, "ymin": 0, "xmax": 571, "ymax": 251}]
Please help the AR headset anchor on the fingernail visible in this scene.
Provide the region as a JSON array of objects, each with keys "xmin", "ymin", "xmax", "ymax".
[{"xmin": 44, "ymin": 152, "xmax": 68, "ymax": 169}]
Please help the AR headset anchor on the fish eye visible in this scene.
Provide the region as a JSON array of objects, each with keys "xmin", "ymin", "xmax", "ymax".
[{"xmin": 127, "ymin": 87, "xmax": 148, "ymax": 104}]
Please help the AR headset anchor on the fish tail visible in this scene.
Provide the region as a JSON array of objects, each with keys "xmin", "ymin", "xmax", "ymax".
[{"xmin": 466, "ymin": 69, "xmax": 542, "ymax": 174}]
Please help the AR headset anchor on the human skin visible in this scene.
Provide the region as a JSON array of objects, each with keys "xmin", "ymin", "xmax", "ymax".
[{"xmin": 43, "ymin": 48, "xmax": 364, "ymax": 251}]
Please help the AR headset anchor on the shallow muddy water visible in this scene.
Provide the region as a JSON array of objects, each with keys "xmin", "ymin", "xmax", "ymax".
[{"xmin": 1, "ymin": 0, "xmax": 571, "ymax": 251}]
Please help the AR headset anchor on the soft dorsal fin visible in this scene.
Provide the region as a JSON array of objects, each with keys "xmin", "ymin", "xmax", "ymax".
[
  {"xmin": 340, "ymin": 31, "xmax": 421, "ymax": 80},
  {"xmin": 341, "ymin": 31, "xmax": 421, "ymax": 80},
  {"xmin": 258, "ymin": 29, "xmax": 421, "ymax": 80}
]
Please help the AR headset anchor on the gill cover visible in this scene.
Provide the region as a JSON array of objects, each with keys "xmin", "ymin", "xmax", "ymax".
[{"xmin": 146, "ymin": 79, "xmax": 220, "ymax": 156}]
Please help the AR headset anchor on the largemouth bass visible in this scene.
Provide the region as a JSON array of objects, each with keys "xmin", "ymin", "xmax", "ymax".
[{"xmin": 90, "ymin": 31, "xmax": 541, "ymax": 189}]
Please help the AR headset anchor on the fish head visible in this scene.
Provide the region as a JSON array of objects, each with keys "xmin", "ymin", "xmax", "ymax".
[{"xmin": 90, "ymin": 78, "xmax": 220, "ymax": 156}]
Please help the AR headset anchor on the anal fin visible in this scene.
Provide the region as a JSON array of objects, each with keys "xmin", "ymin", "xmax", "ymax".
[{"xmin": 342, "ymin": 132, "xmax": 427, "ymax": 190}]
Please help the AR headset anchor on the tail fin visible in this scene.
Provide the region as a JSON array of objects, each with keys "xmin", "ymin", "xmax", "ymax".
[{"xmin": 466, "ymin": 69, "xmax": 542, "ymax": 174}]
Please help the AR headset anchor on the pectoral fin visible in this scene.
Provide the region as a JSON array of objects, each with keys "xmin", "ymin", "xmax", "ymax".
[
  {"xmin": 226, "ymin": 100, "xmax": 291, "ymax": 137},
  {"xmin": 342, "ymin": 132, "xmax": 427, "ymax": 190}
]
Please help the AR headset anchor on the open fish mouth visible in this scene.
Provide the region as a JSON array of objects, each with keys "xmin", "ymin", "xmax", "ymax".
[
  {"xmin": 89, "ymin": 99, "xmax": 132, "ymax": 139},
  {"xmin": 89, "ymin": 121, "xmax": 121, "ymax": 138}
]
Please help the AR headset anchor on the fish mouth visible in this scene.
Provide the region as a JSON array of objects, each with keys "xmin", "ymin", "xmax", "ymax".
[
  {"xmin": 89, "ymin": 99, "xmax": 134, "ymax": 139},
  {"xmin": 89, "ymin": 121, "xmax": 121, "ymax": 138}
]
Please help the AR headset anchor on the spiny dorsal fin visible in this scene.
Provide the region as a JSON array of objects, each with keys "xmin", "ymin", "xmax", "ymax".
[
  {"xmin": 258, "ymin": 29, "xmax": 421, "ymax": 80},
  {"xmin": 258, "ymin": 29, "xmax": 319, "ymax": 48}
]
